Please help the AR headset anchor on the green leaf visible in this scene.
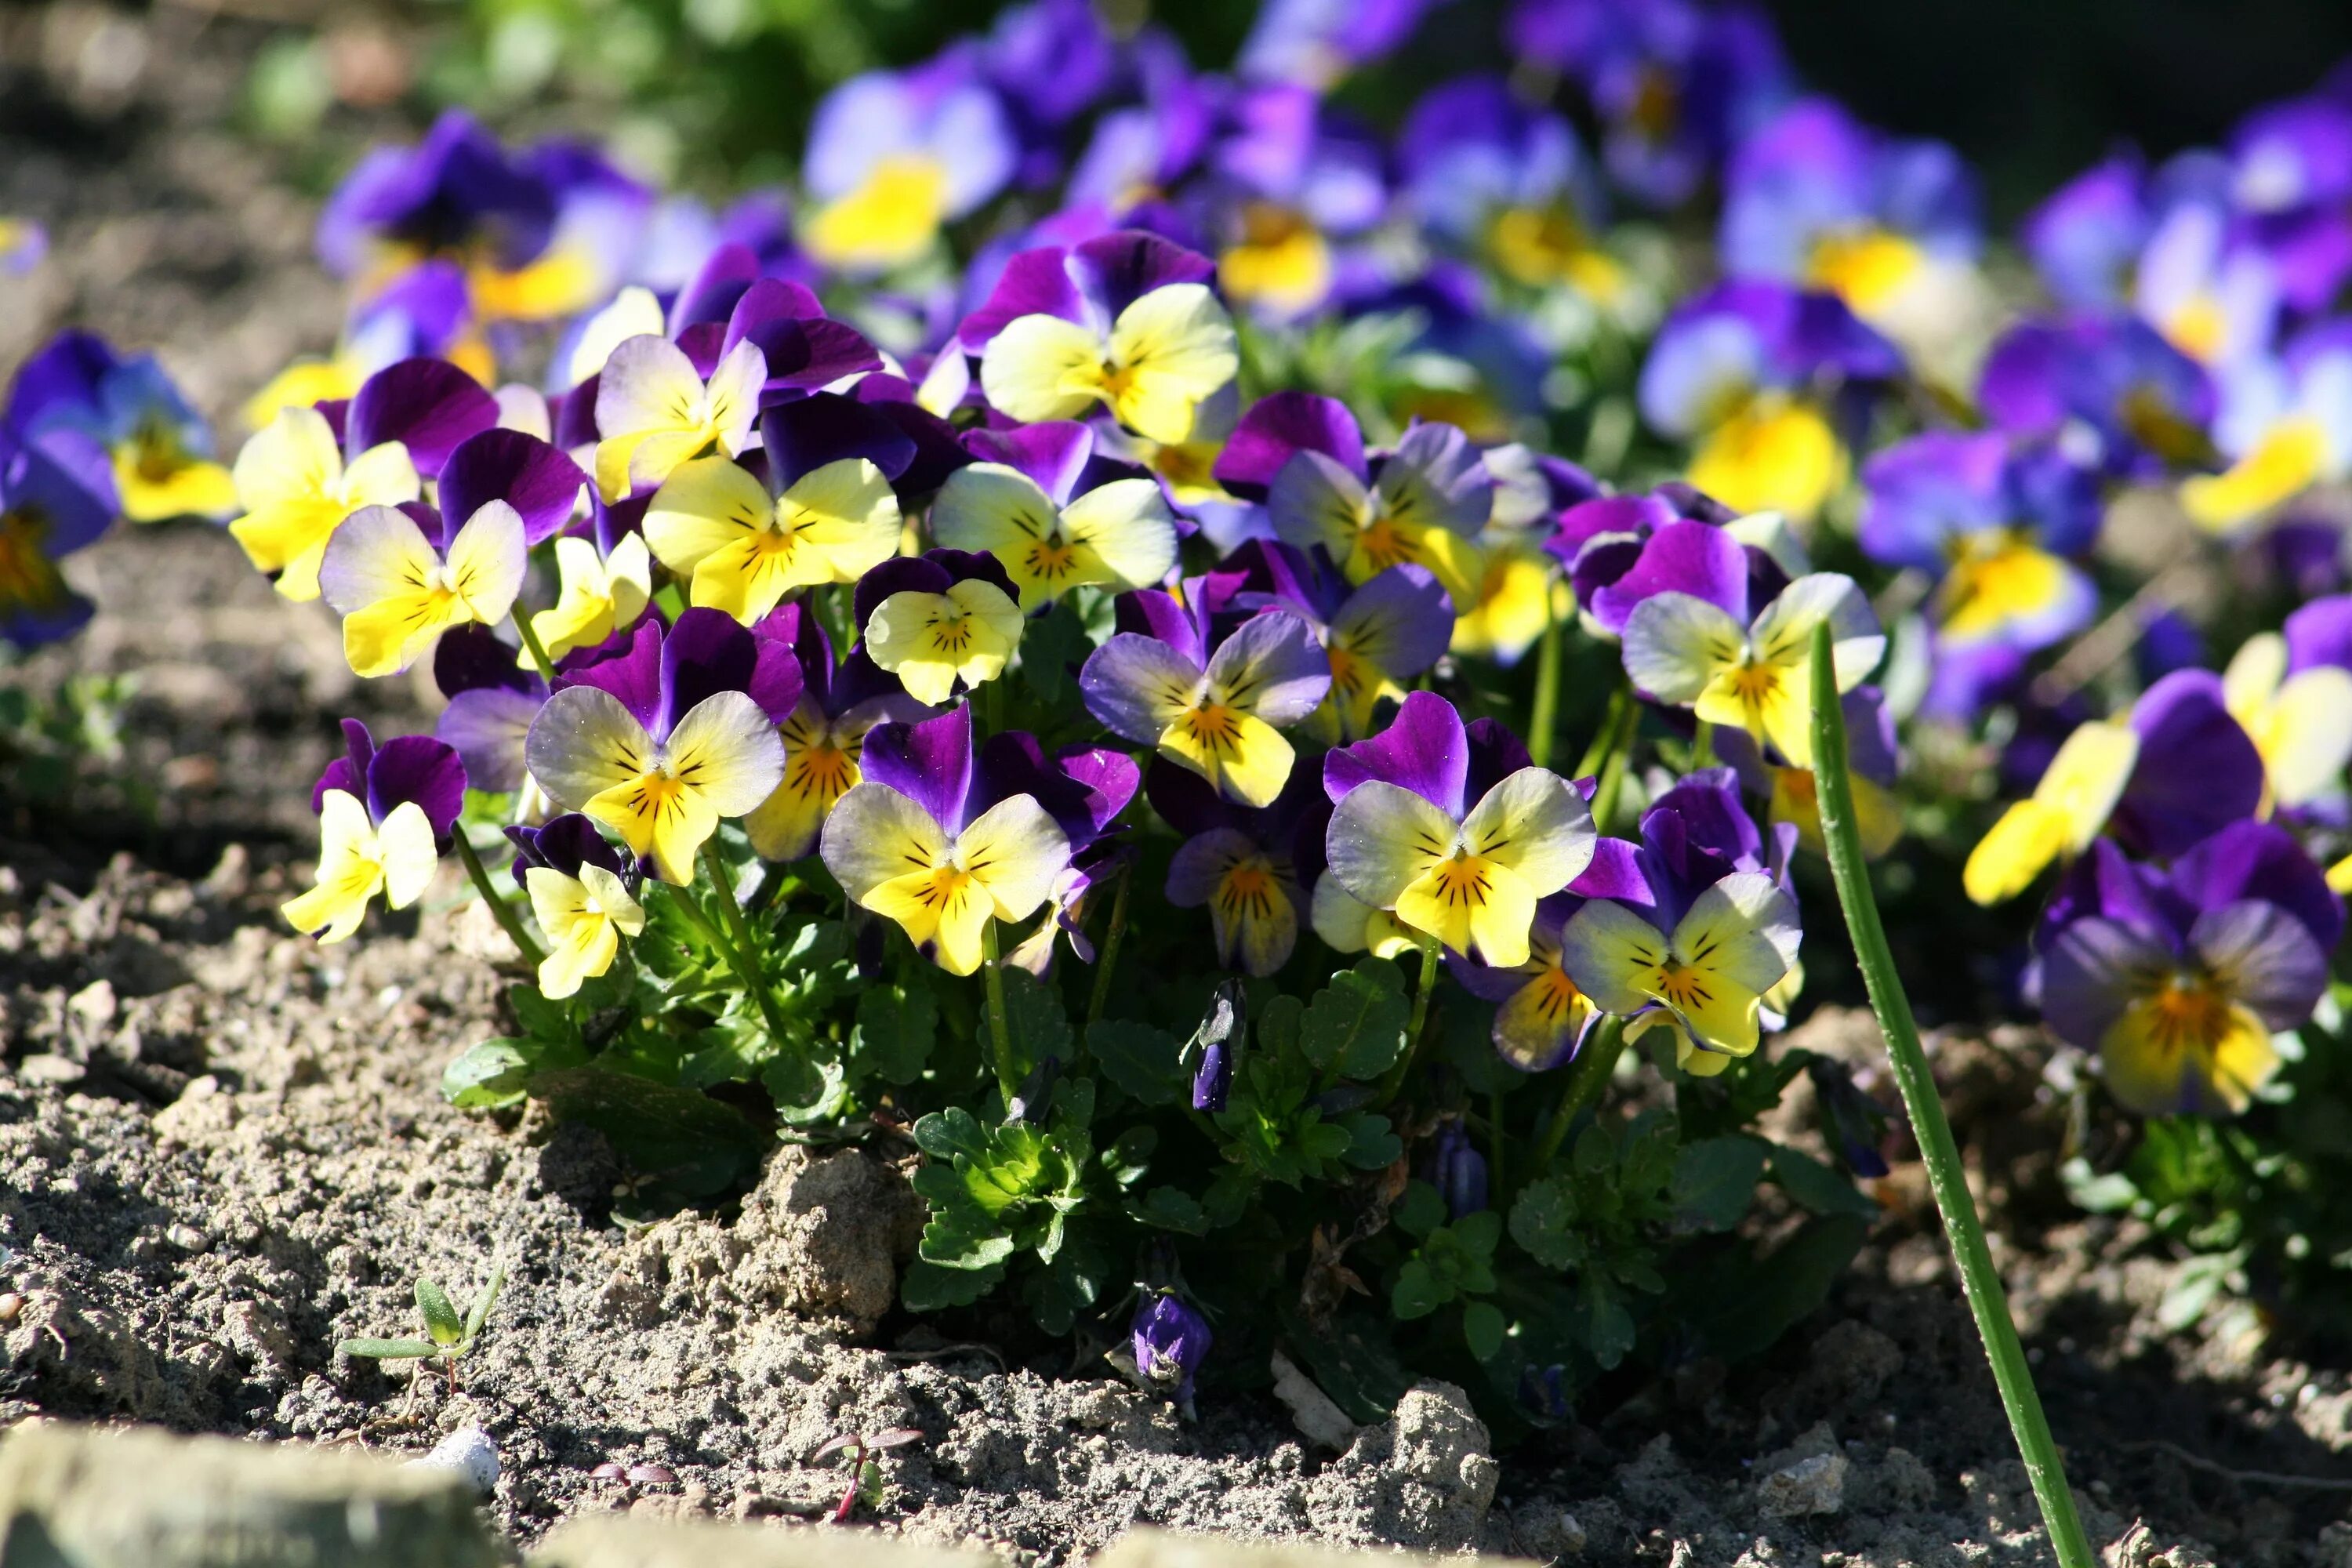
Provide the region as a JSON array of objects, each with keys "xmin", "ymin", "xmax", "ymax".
[
  {"xmin": 767, "ymin": 1055, "xmax": 851, "ymax": 1126},
  {"xmin": 462, "ymin": 1264, "xmax": 506, "ymax": 1343},
  {"xmin": 1088, "ymin": 1019, "xmax": 1189, "ymax": 1106},
  {"xmin": 1679, "ymin": 1215, "xmax": 1871, "ymax": 1363},
  {"xmin": 415, "ymin": 1279, "xmax": 463, "ymax": 1345},
  {"xmin": 441, "ymin": 1038, "xmax": 537, "ymax": 1110},
  {"xmin": 1461, "ymin": 1301, "xmax": 1506, "ymax": 1363},
  {"xmin": 506, "ymin": 984, "xmax": 579, "ymax": 1047},
  {"xmin": 1275, "ymin": 1306, "xmax": 1414, "ymax": 1426},
  {"xmin": 1020, "ymin": 601, "xmax": 1089, "ymax": 705},
  {"xmin": 1577, "ymin": 1273, "xmax": 1636, "ymax": 1369},
  {"xmin": 916, "ymin": 1204, "xmax": 1019, "ymax": 1272},
  {"xmin": 851, "ymin": 984, "xmax": 938, "ymax": 1086},
  {"xmin": 1508, "ymin": 1178, "xmax": 1586, "ymax": 1271},
  {"xmin": 1671, "ymin": 1135, "xmax": 1769, "ymax": 1232},
  {"xmin": 1451, "ymin": 1210, "xmax": 1502, "ymax": 1258},
  {"xmin": 1023, "ymin": 1229, "xmax": 1111, "ymax": 1335},
  {"xmin": 998, "ymin": 967, "xmax": 1073, "ymax": 1083},
  {"xmin": 1391, "ymin": 1258, "xmax": 1444, "ymax": 1319},
  {"xmin": 1101, "ymin": 1124, "xmax": 1156, "ymax": 1187},
  {"xmin": 1256, "ymin": 993, "xmax": 1305, "ymax": 1068},
  {"xmin": 534, "ymin": 1067, "xmax": 766, "ymax": 1197},
  {"xmin": 1768, "ymin": 1143, "xmax": 1880, "ymax": 1218},
  {"xmin": 900, "ymin": 1258, "xmax": 1003, "ymax": 1311},
  {"xmin": 1337, "ymin": 1111, "xmax": 1403, "ymax": 1169},
  {"xmin": 339, "ymin": 1338, "xmax": 440, "ymax": 1359},
  {"xmin": 1128, "ymin": 1185, "xmax": 1210, "ymax": 1234},
  {"xmin": 1301, "ymin": 959, "xmax": 1410, "ymax": 1080},
  {"xmin": 1394, "ymin": 1180, "xmax": 1447, "ymax": 1240}
]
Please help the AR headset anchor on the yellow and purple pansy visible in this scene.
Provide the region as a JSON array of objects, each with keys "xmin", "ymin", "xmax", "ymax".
[
  {"xmin": 2179, "ymin": 323, "xmax": 2352, "ymax": 533},
  {"xmin": 2039, "ymin": 824, "xmax": 2343, "ymax": 1114},
  {"xmin": 3, "ymin": 332, "xmax": 235, "ymax": 524},
  {"xmin": 0, "ymin": 424, "xmax": 114, "ymax": 649},
  {"xmin": 929, "ymin": 419, "xmax": 1179, "ymax": 610},
  {"xmin": 1322, "ymin": 691, "xmax": 1597, "ymax": 968},
  {"xmin": 800, "ymin": 61, "xmax": 1016, "ymax": 273},
  {"xmin": 282, "ymin": 720, "xmax": 466, "ymax": 944},
  {"xmin": 858, "ymin": 548, "xmax": 1028, "ymax": 707},
  {"xmin": 643, "ymin": 392, "xmax": 913, "ymax": 624},
  {"xmin": 1080, "ymin": 579, "xmax": 1332, "ymax": 808},
  {"xmin": 524, "ymin": 608, "xmax": 798, "ymax": 883},
  {"xmin": 506, "ymin": 813, "xmax": 644, "ymax": 1000},
  {"xmin": 963, "ymin": 230, "xmax": 1240, "ymax": 445},
  {"xmin": 818, "ymin": 704, "xmax": 1072, "ymax": 976},
  {"xmin": 1224, "ymin": 539, "xmax": 1454, "ymax": 742},
  {"xmin": 738, "ymin": 603, "xmax": 931, "ymax": 864},
  {"xmin": 1151, "ymin": 759, "xmax": 1330, "ymax": 978},
  {"xmin": 2221, "ymin": 601, "xmax": 2352, "ymax": 815}
]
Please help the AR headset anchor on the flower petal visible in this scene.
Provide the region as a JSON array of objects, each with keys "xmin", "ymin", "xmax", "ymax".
[
  {"xmin": 820, "ymin": 781, "xmax": 951, "ymax": 902},
  {"xmin": 526, "ymin": 685, "xmax": 659, "ymax": 811},
  {"xmin": 1621, "ymin": 590, "xmax": 1747, "ymax": 706},
  {"xmin": 1459, "ymin": 767, "xmax": 1595, "ymax": 893},
  {"xmin": 1325, "ymin": 780, "xmax": 1457, "ymax": 909}
]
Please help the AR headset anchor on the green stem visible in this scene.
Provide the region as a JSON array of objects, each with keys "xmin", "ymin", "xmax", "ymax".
[
  {"xmin": 1085, "ymin": 862, "xmax": 1133, "ymax": 1029},
  {"xmin": 1528, "ymin": 593, "xmax": 1566, "ymax": 771},
  {"xmin": 1571, "ymin": 684, "xmax": 1630, "ymax": 782},
  {"xmin": 1375, "ymin": 927, "xmax": 1445, "ymax": 1107},
  {"xmin": 511, "ymin": 614, "xmax": 557, "ymax": 683},
  {"xmin": 696, "ymin": 840, "xmax": 797, "ymax": 1052},
  {"xmin": 451, "ymin": 830, "xmax": 548, "ymax": 968},
  {"xmin": 1806, "ymin": 620, "xmax": 2095, "ymax": 1568},
  {"xmin": 982, "ymin": 917, "xmax": 1018, "ymax": 1102},
  {"xmin": 1590, "ymin": 691, "xmax": 1639, "ymax": 833},
  {"xmin": 1532, "ymin": 1013, "xmax": 1626, "ymax": 1170}
]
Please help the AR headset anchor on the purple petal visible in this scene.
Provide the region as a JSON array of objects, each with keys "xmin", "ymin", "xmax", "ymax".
[
  {"xmin": 312, "ymin": 717, "xmax": 377, "ymax": 815},
  {"xmin": 2040, "ymin": 915, "xmax": 2173, "ymax": 1054},
  {"xmin": 437, "ymin": 685, "xmax": 541, "ymax": 794},
  {"xmin": 506, "ymin": 811, "xmax": 629, "ymax": 888},
  {"xmin": 1145, "ymin": 755, "xmax": 1238, "ymax": 837},
  {"xmin": 958, "ymin": 245, "xmax": 1084, "ymax": 350},
  {"xmin": 2166, "ymin": 820, "xmax": 2346, "ymax": 954},
  {"xmin": 963, "ymin": 421, "xmax": 1095, "ymax": 504},
  {"xmin": 555, "ymin": 616, "xmax": 664, "ymax": 736},
  {"xmin": 347, "ymin": 358, "xmax": 499, "ymax": 471},
  {"xmin": 2187, "ymin": 900, "xmax": 2328, "ymax": 1029},
  {"xmin": 853, "ymin": 554, "xmax": 954, "ymax": 630},
  {"xmin": 368, "ymin": 735, "xmax": 468, "ymax": 839},
  {"xmin": 1323, "ymin": 689, "xmax": 1468, "ymax": 816},
  {"xmin": 1588, "ymin": 521, "xmax": 1749, "ymax": 635},
  {"xmin": 1069, "ymin": 230, "xmax": 1216, "ymax": 321},
  {"xmin": 1113, "ymin": 586, "xmax": 1209, "ymax": 669},
  {"xmin": 1057, "ymin": 745, "xmax": 1142, "ymax": 834},
  {"xmin": 1649, "ymin": 767, "xmax": 1765, "ymax": 869},
  {"xmin": 1205, "ymin": 610, "xmax": 1331, "ymax": 728},
  {"xmin": 860, "ymin": 704, "xmax": 976, "ymax": 835},
  {"xmin": 2284, "ymin": 593, "xmax": 2352, "ymax": 675},
  {"xmin": 437, "ymin": 429, "xmax": 586, "ymax": 546},
  {"xmin": 1214, "ymin": 391, "xmax": 1365, "ymax": 501},
  {"xmin": 849, "ymin": 377, "xmax": 972, "ymax": 497},
  {"xmin": 2112, "ymin": 670, "xmax": 2267, "ymax": 858},
  {"xmin": 433, "ymin": 622, "xmax": 536, "ymax": 699},
  {"xmin": 1463, "ymin": 718, "xmax": 1534, "ymax": 803},
  {"xmin": 668, "ymin": 243, "xmax": 763, "ymax": 334},
  {"xmin": 760, "ymin": 391, "xmax": 916, "ymax": 491},
  {"xmin": 1569, "ymin": 838, "xmax": 1652, "ymax": 903},
  {"xmin": 659, "ymin": 606, "xmax": 802, "ymax": 733}
]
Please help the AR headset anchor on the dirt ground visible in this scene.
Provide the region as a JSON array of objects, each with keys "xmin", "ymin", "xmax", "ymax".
[{"xmin": 5, "ymin": 9, "xmax": 2352, "ymax": 1566}]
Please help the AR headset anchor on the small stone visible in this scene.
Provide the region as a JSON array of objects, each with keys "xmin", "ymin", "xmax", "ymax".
[
  {"xmin": 0, "ymin": 1294, "xmax": 20, "ymax": 1325},
  {"xmin": 1758, "ymin": 1451, "xmax": 1848, "ymax": 1517},
  {"xmin": 407, "ymin": 1425, "xmax": 500, "ymax": 1497},
  {"xmin": 1512, "ymin": 1503, "xmax": 1588, "ymax": 1558},
  {"xmin": 626, "ymin": 1464, "xmax": 677, "ymax": 1486}
]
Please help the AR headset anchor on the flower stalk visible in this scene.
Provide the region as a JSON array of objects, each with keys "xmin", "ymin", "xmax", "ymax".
[
  {"xmin": 981, "ymin": 917, "xmax": 1019, "ymax": 1102},
  {"xmin": 694, "ymin": 840, "xmax": 797, "ymax": 1052},
  {"xmin": 450, "ymin": 828, "xmax": 547, "ymax": 968},
  {"xmin": 1807, "ymin": 619, "xmax": 2095, "ymax": 1568},
  {"xmin": 1086, "ymin": 862, "xmax": 1134, "ymax": 1029},
  {"xmin": 1532, "ymin": 1012, "xmax": 1626, "ymax": 1170}
]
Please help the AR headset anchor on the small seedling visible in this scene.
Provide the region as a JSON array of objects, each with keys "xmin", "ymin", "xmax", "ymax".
[
  {"xmin": 811, "ymin": 1427, "xmax": 923, "ymax": 1523},
  {"xmin": 339, "ymin": 1264, "xmax": 506, "ymax": 1409}
]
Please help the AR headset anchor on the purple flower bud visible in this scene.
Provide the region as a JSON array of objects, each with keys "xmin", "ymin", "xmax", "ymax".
[
  {"xmin": 1191, "ymin": 1041, "xmax": 1229, "ymax": 1112},
  {"xmin": 1807, "ymin": 1058, "xmax": 1893, "ymax": 1179},
  {"xmin": 1131, "ymin": 1290, "xmax": 1212, "ymax": 1405},
  {"xmin": 1425, "ymin": 1122, "xmax": 1489, "ymax": 1219}
]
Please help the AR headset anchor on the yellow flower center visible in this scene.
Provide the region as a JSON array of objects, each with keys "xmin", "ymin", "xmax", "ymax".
[
  {"xmin": 1652, "ymin": 960, "xmax": 1718, "ymax": 1013},
  {"xmin": 0, "ymin": 509, "xmax": 66, "ymax": 612},
  {"xmin": 1025, "ymin": 534, "xmax": 1082, "ymax": 582},
  {"xmin": 786, "ymin": 742, "xmax": 857, "ymax": 801},
  {"xmin": 1356, "ymin": 515, "xmax": 1420, "ymax": 572},
  {"xmin": 1523, "ymin": 967, "xmax": 1585, "ymax": 1023},
  {"xmin": 2142, "ymin": 977, "xmax": 2234, "ymax": 1058},
  {"xmin": 1214, "ymin": 858, "xmax": 1283, "ymax": 922},
  {"xmin": 1175, "ymin": 702, "xmax": 1248, "ymax": 760},
  {"xmin": 1426, "ymin": 851, "xmax": 1496, "ymax": 911}
]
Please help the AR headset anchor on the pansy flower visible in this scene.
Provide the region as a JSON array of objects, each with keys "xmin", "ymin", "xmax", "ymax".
[
  {"xmin": 1452, "ymin": 836, "xmax": 1648, "ymax": 1071},
  {"xmin": 800, "ymin": 60, "xmax": 1016, "ymax": 274},
  {"xmin": 1214, "ymin": 392, "xmax": 1493, "ymax": 609},
  {"xmin": 1449, "ymin": 445, "xmax": 1599, "ymax": 665},
  {"xmin": 740, "ymin": 604, "xmax": 930, "ymax": 862},
  {"xmin": 1975, "ymin": 315, "xmax": 2216, "ymax": 479},
  {"xmin": 858, "ymin": 549, "xmax": 1026, "ymax": 706},
  {"xmin": 1081, "ymin": 582, "xmax": 1330, "ymax": 808},
  {"xmin": 1323, "ymin": 691, "xmax": 1596, "ymax": 967},
  {"xmin": 2179, "ymin": 324, "xmax": 2352, "ymax": 534},
  {"xmin": 1549, "ymin": 485, "xmax": 1799, "ymax": 639},
  {"xmin": 964, "ymin": 231, "xmax": 1240, "ymax": 445},
  {"xmin": 1559, "ymin": 789, "xmax": 1802, "ymax": 1068},
  {"xmin": 991, "ymin": 735, "xmax": 1142, "ymax": 976},
  {"xmin": 1151, "ymin": 760, "xmax": 1330, "ymax": 977},
  {"xmin": 1965, "ymin": 670, "xmax": 2267, "ymax": 906},
  {"xmin": 1225, "ymin": 539, "xmax": 1452, "ymax": 742},
  {"xmin": 1717, "ymin": 689, "xmax": 1904, "ymax": 858},
  {"xmin": 1207, "ymin": 83, "xmax": 1388, "ymax": 321},
  {"xmin": 320, "ymin": 429, "xmax": 583, "ymax": 678},
  {"xmin": 644, "ymin": 393, "xmax": 913, "ymax": 623},
  {"xmin": 2134, "ymin": 194, "xmax": 2278, "ymax": 372},
  {"xmin": 0, "ymin": 426, "xmax": 114, "ymax": 648},
  {"xmin": 534, "ymin": 532, "xmax": 652, "ymax": 660},
  {"xmin": 0, "ymin": 217, "xmax": 45, "ymax": 274},
  {"xmin": 524, "ymin": 609, "xmax": 798, "ymax": 882},
  {"xmin": 590, "ymin": 334, "xmax": 764, "ymax": 503},
  {"xmin": 1399, "ymin": 78, "xmax": 1626, "ymax": 307},
  {"xmin": 2221, "ymin": 608, "xmax": 2352, "ymax": 815},
  {"xmin": 283, "ymin": 721, "xmax": 466, "ymax": 943},
  {"xmin": 929, "ymin": 421, "xmax": 1178, "ymax": 610},
  {"xmin": 1720, "ymin": 98, "xmax": 1981, "ymax": 352},
  {"xmin": 4, "ymin": 332, "xmax": 234, "ymax": 524},
  {"xmin": 432, "ymin": 625, "xmax": 555, "ymax": 814},
  {"xmin": 1639, "ymin": 280, "xmax": 1898, "ymax": 521},
  {"xmin": 1858, "ymin": 431, "xmax": 2100, "ymax": 652},
  {"xmin": 1619, "ymin": 548, "xmax": 1886, "ymax": 769},
  {"xmin": 510, "ymin": 814, "xmax": 644, "ymax": 1000},
  {"xmin": 2021, "ymin": 155, "xmax": 2151, "ymax": 311},
  {"xmin": 228, "ymin": 358, "xmax": 495, "ymax": 601},
  {"xmin": 818, "ymin": 705, "xmax": 1071, "ymax": 976},
  {"xmin": 2041, "ymin": 824, "xmax": 2343, "ymax": 1113}
]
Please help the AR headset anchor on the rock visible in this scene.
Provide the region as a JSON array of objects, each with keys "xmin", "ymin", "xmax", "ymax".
[
  {"xmin": 1756, "ymin": 1451, "xmax": 1848, "ymax": 1517},
  {"xmin": 1269, "ymin": 1348, "xmax": 1358, "ymax": 1450},
  {"xmin": 0, "ymin": 1421, "xmax": 504, "ymax": 1566},
  {"xmin": 407, "ymin": 1425, "xmax": 500, "ymax": 1497},
  {"xmin": 731, "ymin": 1145, "xmax": 924, "ymax": 1333},
  {"xmin": 1316, "ymin": 1380, "xmax": 1499, "ymax": 1550},
  {"xmin": 528, "ymin": 1512, "xmax": 994, "ymax": 1566}
]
